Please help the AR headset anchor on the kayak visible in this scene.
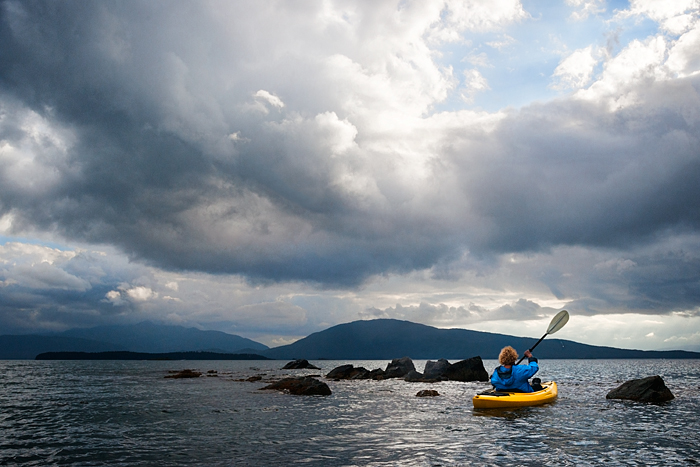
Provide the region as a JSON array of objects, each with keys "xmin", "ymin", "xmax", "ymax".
[{"xmin": 472, "ymin": 381, "xmax": 558, "ymax": 409}]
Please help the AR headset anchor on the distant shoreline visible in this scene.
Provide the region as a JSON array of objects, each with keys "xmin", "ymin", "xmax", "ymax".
[{"xmin": 35, "ymin": 351, "xmax": 272, "ymax": 361}]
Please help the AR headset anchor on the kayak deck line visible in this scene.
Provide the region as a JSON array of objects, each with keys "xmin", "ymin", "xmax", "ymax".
[{"xmin": 472, "ymin": 381, "xmax": 558, "ymax": 409}]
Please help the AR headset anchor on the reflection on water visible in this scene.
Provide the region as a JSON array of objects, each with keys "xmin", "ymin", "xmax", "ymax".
[{"xmin": 0, "ymin": 359, "xmax": 699, "ymax": 466}]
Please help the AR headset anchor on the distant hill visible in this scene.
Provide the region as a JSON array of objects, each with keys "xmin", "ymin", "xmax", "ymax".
[
  {"xmin": 0, "ymin": 335, "xmax": 125, "ymax": 359},
  {"xmin": 0, "ymin": 322, "xmax": 268, "ymax": 359},
  {"xmin": 59, "ymin": 322, "xmax": 269, "ymax": 354},
  {"xmin": 35, "ymin": 351, "xmax": 271, "ymax": 360},
  {"xmin": 262, "ymin": 319, "xmax": 700, "ymax": 360}
]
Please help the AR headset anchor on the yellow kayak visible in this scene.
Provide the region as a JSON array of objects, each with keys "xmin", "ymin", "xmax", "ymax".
[{"xmin": 472, "ymin": 381, "xmax": 558, "ymax": 409}]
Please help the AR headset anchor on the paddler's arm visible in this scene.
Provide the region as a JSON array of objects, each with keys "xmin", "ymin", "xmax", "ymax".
[{"xmin": 522, "ymin": 350, "xmax": 539, "ymax": 376}]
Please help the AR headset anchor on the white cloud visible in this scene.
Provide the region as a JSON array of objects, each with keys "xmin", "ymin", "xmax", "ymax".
[
  {"xmin": 576, "ymin": 36, "xmax": 667, "ymax": 108},
  {"xmin": 666, "ymin": 22, "xmax": 700, "ymax": 77},
  {"xmin": 460, "ymin": 69, "xmax": 490, "ymax": 102},
  {"xmin": 430, "ymin": 0, "xmax": 528, "ymax": 42},
  {"xmin": 125, "ymin": 286, "xmax": 157, "ymax": 301},
  {"xmin": 623, "ymin": 0, "xmax": 700, "ymax": 34},
  {"xmin": 254, "ymin": 90, "xmax": 285, "ymax": 108},
  {"xmin": 552, "ymin": 46, "xmax": 600, "ymax": 90},
  {"xmin": 566, "ymin": 0, "xmax": 606, "ymax": 21}
]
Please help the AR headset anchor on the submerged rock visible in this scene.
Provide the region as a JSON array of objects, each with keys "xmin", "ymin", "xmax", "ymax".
[
  {"xmin": 606, "ymin": 375, "xmax": 674, "ymax": 403},
  {"xmin": 403, "ymin": 370, "xmax": 441, "ymax": 383},
  {"xmin": 261, "ymin": 377, "xmax": 332, "ymax": 396},
  {"xmin": 165, "ymin": 369, "xmax": 202, "ymax": 379},
  {"xmin": 416, "ymin": 390, "xmax": 440, "ymax": 397},
  {"xmin": 282, "ymin": 359, "xmax": 321, "ymax": 370}
]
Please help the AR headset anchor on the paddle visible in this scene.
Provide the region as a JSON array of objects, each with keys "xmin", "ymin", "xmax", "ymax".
[{"xmin": 516, "ymin": 310, "xmax": 569, "ymax": 365}]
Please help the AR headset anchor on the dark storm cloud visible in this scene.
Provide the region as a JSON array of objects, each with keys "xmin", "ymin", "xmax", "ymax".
[
  {"xmin": 452, "ymin": 79, "xmax": 700, "ymax": 254},
  {"xmin": 1, "ymin": 0, "xmax": 699, "ymax": 304}
]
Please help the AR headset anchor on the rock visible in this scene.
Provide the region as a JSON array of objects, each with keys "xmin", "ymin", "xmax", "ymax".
[
  {"xmin": 442, "ymin": 356, "xmax": 489, "ymax": 382},
  {"xmin": 404, "ymin": 370, "xmax": 425, "ymax": 382},
  {"xmin": 424, "ymin": 359, "xmax": 451, "ymax": 379},
  {"xmin": 165, "ymin": 369, "xmax": 202, "ymax": 379},
  {"xmin": 606, "ymin": 375, "xmax": 675, "ymax": 403},
  {"xmin": 368, "ymin": 368, "xmax": 386, "ymax": 380},
  {"xmin": 246, "ymin": 375, "xmax": 263, "ymax": 382},
  {"xmin": 326, "ymin": 364, "xmax": 371, "ymax": 380},
  {"xmin": 282, "ymin": 359, "xmax": 321, "ymax": 370},
  {"xmin": 384, "ymin": 357, "xmax": 416, "ymax": 379},
  {"xmin": 261, "ymin": 377, "xmax": 332, "ymax": 396},
  {"xmin": 404, "ymin": 370, "xmax": 441, "ymax": 383},
  {"xmin": 326, "ymin": 364, "xmax": 353, "ymax": 379},
  {"xmin": 416, "ymin": 390, "xmax": 440, "ymax": 397}
]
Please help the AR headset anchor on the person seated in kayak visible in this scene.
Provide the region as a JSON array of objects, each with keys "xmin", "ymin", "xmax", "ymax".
[{"xmin": 491, "ymin": 346, "xmax": 539, "ymax": 393}]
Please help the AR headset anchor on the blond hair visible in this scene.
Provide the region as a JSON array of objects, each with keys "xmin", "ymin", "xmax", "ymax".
[{"xmin": 499, "ymin": 346, "xmax": 518, "ymax": 366}]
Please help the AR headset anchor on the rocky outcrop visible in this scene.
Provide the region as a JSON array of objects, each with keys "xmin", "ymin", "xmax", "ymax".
[
  {"xmin": 282, "ymin": 359, "xmax": 321, "ymax": 370},
  {"xmin": 416, "ymin": 390, "xmax": 440, "ymax": 397},
  {"xmin": 326, "ymin": 364, "xmax": 369, "ymax": 379},
  {"xmin": 403, "ymin": 357, "xmax": 488, "ymax": 383},
  {"xmin": 606, "ymin": 375, "xmax": 674, "ymax": 403},
  {"xmin": 384, "ymin": 357, "xmax": 416, "ymax": 379},
  {"xmin": 326, "ymin": 364, "xmax": 386, "ymax": 380},
  {"xmin": 165, "ymin": 369, "xmax": 202, "ymax": 379},
  {"xmin": 327, "ymin": 356, "xmax": 488, "ymax": 383},
  {"xmin": 261, "ymin": 377, "xmax": 332, "ymax": 396},
  {"xmin": 423, "ymin": 359, "xmax": 450, "ymax": 379},
  {"xmin": 442, "ymin": 357, "xmax": 489, "ymax": 382}
]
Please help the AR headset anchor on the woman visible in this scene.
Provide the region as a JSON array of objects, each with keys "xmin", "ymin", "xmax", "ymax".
[{"xmin": 490, "ymin": 346, "xmax": 539, "ymax": 393}]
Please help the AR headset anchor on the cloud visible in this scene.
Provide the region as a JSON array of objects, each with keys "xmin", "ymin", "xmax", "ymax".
[
  {"xmin": 0, "ymin": 1, "xmax": 700, "ymax": 350},
  {"xmin": 234, "ymin": 301, "xmax": 308, "ymax": 331},
  {"xmin": 566, "ymin": 0, "xmax": 606, "ymax": 21},
  {"xmin": 622, "ymin": 0, "xmax": 699, "ymax": 34},
  {"xmin": 551, "ymin": 46, "xmax": 600, "ymax": 90}
]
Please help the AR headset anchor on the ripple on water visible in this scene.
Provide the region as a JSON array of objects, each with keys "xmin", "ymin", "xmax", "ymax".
[{"xmin": 0, "ymin": 359, "xmax": 699, "ymax": 466}]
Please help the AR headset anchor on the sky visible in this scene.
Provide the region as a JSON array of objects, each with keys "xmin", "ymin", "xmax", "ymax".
[{"xmin": 1, "ymin": 0, "xmax": 699, "ymax": 352}]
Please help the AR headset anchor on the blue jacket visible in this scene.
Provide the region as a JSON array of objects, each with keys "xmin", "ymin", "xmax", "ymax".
[{"xmin": 490, "ymin": 358, "xmax": 539, "ymax": 392}]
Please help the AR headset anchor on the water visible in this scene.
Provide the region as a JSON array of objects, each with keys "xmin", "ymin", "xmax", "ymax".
[{"xmin": 1, "ymin": 359, "xmax": 699, "ymax": 466}]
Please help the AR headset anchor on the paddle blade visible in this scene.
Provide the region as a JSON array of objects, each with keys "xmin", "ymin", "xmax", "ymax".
[{"xmin": 546, "ymin": 310, "xmax": 569, "ymax": 334}]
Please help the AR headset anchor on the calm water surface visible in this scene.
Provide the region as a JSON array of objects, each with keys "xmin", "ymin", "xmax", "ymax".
[{"xmin": 1, "ymin": 359, "xmax": 699, "ymax": 466}]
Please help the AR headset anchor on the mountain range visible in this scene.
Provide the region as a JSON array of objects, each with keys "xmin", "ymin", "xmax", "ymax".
[
  {"xmin": 262, "ymin": 319, "xmax": 700, "ymax": 360},
  {"xmin": 0, "ymin": 322, "xmax": 268, "ymax": 359},
  {"xmin": 1, "ymin": 319, "xmax": 699, "ymax": 360}
]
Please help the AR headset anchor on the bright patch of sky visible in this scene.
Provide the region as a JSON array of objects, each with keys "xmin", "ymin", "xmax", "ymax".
[{"xmin": 433, "ymin": 0, "xmax": 666, "ymax": 112}]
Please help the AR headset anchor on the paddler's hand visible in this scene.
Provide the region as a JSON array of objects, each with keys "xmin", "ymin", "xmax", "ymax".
[{"xmin": 524, "ymin": 350, "xmax": 532, "ymax": 358}]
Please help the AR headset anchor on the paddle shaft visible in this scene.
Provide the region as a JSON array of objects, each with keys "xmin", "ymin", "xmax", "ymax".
[{"xmin": 516, "ymin": 333, "xmax": 547, "ymax": 365}]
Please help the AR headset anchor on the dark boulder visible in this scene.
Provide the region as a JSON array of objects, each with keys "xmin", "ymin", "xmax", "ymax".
[
  {"xmin": 442, "ymin": 357, "xmax": 489, "ymax": 382},
  {"xmin": 282, "ymin": 359, "xmax": 321, "ymax": 370},
  {"xmin": 606, "ymin": 375, "xmax": 674, "ymax": 403},
  {"xmin": 261, "ymin": 377, "xmax": 332, "ymax": 396},
  {"xmin": 424, "ymin": 359, "xmax": 450, "ymax": 379},
  {"xmin": 165, "ymin": 369, "xmax": 202, "ymax": 379},
  {"xmin": 384, "ymin": 357, "xmax": 416, "ymax": 379},
  {"xmin": 416, "ymin": 389, "xmax": 440, "ymax": 397},
  {"xmin": 368, "ymin": 368, "xmax": 386, "ymax": 380},
  {"xmin": 326, "ymin": 364, "xmax": 371, "ymax": 380},
  {"xmin": 404, "ymin": 370, "xmax": 425, "ymax": 382}
]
